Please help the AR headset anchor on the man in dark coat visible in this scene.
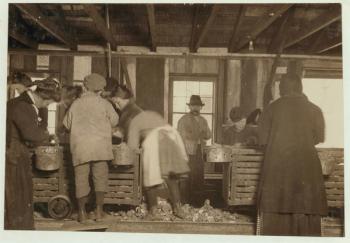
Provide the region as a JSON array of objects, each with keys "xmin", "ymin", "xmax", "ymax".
[
  {"xmin": 257, "ymin": 74, "xmax": 328, "ymax": 236},
  {"xmin": 5, "ymin": 77, "xmax": 61, "ymax": 230}
]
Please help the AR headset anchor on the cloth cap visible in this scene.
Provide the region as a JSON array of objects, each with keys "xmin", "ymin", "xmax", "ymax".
[
  {"xmin": 84, "ymin": 73, "xmax": 106, "ymax": 91},
  {"xmin": 187, "ymin": 95, "xmax": 204, "ymax": 106}
]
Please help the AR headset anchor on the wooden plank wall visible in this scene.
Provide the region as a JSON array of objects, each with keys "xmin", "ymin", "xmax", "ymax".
[{"xmin": 136, "ymin": 58, "xmax": 165, "ymax": 115}]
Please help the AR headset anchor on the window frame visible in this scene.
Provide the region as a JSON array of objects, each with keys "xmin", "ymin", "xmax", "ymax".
[{"xmin": 168, "ymin": 74, "xmax": 218, "ymax": 142}]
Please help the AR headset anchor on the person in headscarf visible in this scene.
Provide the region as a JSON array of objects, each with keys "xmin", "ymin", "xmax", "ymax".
[
  {"xmin": 7, "ymin": 72, "xmax": 50, "ymax": 130},
  {"xmin": 63, "ymin": 73, "xmax": 119, "ymax": 223},
  {"xmin": 5, "ymin": 77, "xmax": 61, "ymax": 230},
  {"xmin": 257, "ymin": 73, "xmax": 327, "ymax": 236},
  {"xmin": 222, "ymin": 107, "xmax": 261, "ymax": 146},
  {"xmin": 108, "ymin": 84, "xmax": 190, "ymax": 219},
  {"xmin": 177, "ymin": 95, "xmax": 212, "ymax": 207}
]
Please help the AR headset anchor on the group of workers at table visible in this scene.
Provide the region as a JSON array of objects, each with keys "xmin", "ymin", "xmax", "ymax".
[{"xmin": 5, "ymin": 71, "xmax": 328, "ymax": 236}]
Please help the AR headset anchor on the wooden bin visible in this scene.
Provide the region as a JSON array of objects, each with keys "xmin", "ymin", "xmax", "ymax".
[
  {"xmin": 33, "ymin": 149, "xmax": 143, "ymax": 218},
  {"xmin": 223, "ymin": 147, "xmax": 344, "ymax": 208}
]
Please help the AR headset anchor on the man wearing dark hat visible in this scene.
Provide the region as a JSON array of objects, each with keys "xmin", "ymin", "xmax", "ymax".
[
  {"xmin": 5, "ymin": 77, "xmax": 61, "ymax": 230},
  {"xmin": 177, "ymin": 95, "xmax": 212, "ymax": 207},
  {"xmin": 63, "ymin": 73, "xmax": 119, "ymax": 223},
  {"xmin": 257, "ymin": 73, "xmax": 327, "ymax": 236}
]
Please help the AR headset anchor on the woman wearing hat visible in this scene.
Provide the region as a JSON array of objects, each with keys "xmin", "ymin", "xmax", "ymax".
[
  {"xmin": 109, "ymin": 85, "xmax": 190, "ymax": 219},
  {"xmin": 5, "ymin": 77, "xmax": 61, "ymax": 230},
  {"xmin": 177, "ymin": 95, "xmax": 212, "ymax": 207},
  {"xmin": 63, "ymin": 73, "xmax": 119, "ymax": 223},
  {"xmin": 222, "ymin": 107, "xmax": 261, "ymax": 146}
]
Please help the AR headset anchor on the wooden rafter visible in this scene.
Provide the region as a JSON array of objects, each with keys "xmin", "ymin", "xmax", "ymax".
[
  {"xmin": 190, "ymin": 4, "xmax": 221, "ymax": 52},
  {"xmin": 234, "ymin": 4, "xmax": 293, "ymax": 52},
  {"xmin": 83, "ymin": 4, "xmax": 117, "ymax": 50},
  {"xmin": 146, "ymin": 4, "xmax": 156, "ymax": 52},
  {"xmin": 190, "ymin": 5, "xmax": 200, "ymax": 52},
  {"xmin": 284, "ymin": 5, "xmax": 341, "ymax": 49},
  {"xmin": 228, "ymin": 5, "xmax": 246, "ymax": 53},
  {"xmin": 9, "ymin": 28, "xmax": 38, "ymax": 49},
  {"xmin": 15, "ymin": 4, "xmax": 77, "ymax": 49},
  {"xmin": 268, "ymin": 7, "xmax": 294, "ymax": 53},
  {"xmin": 315, "ymin": 36, "xmax": 342, "ymax": 54}
]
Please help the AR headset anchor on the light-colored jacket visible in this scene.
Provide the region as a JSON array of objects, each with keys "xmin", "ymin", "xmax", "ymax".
[
  {"xmin": 63, "ymin": 91, "xmax": 119, "ymax": 166},
  {"xmin": 177, "ymin": 113, "xmax": 212, "ymax": 155}
]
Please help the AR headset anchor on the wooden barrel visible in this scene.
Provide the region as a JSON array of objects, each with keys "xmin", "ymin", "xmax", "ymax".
[
  {"xmin": 35, "ymin": 145, "xmax": 63, "ymax": 171},
  {"xmin": 112, "ymin": 143, "xmax": 135, "ymax": 166}
]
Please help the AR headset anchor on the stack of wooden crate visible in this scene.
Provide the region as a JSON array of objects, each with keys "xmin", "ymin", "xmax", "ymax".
[{"xmin": 223, "ymin": 147, "xmax": 344, "ymax": 208}]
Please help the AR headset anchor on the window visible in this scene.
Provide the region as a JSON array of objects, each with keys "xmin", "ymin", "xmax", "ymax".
[
  {"xmin": 302, "ymin": 78, "xmax": 343, "ymax": 148},
  {"xmin": 170, "ymin": 78, "xmax": 215, "ymax": 145}
]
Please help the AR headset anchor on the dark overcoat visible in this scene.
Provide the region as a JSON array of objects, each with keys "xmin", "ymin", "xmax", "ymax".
[
  {"xmin": 5, "ymin": 92, "xmax": 49, "ymax": 230},
  {"xmin": 257, "ymin": 94, "xmax": 328, "ymax": 215}
]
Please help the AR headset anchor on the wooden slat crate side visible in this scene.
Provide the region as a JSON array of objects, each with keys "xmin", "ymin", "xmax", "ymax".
[
  {"xmin": 33, "ymin": 184, "xmax": 59, "ymax": 190},
  {"xmin": 222, "ymin": 163, "xmax": 231, "ymax": 202},
  {"xmin": 325, "ymin": 182, "xmax": 344, "ymax": 188},
  {"xmin": 33, "ymin": 190, "xmax": 58, "ymax": 197},
  {"xmin": 327, "ymin": 195, "xmax": 344, "ymax": 200},
  {"xmin": 108, "ymin": 185, "xmax": 134, "ymax": 193},
  {"xmin": 33, "ymin": 196, "xmax": 51, "ymax": 203},
  {"xmin": 232, "ymin": 155, "xmax": 264, "ymax": 162},
  {"xmin": 236, "ymin": 174, "xmax": 260, "ymax": 180},
  {"xmin": 236, "ymin": 168, "xmax": 261, "ymax": 174},
  {"xmin": 33, "ymin": 178, "xmax": 58, "ymax": 184},
  {"xmin": 108, "ymin": 173, "xmax": 135, "ymax": 180},
  {"xmin": 106, "ymin": 191, "xmax": 135, "ymax": 198},
  {"xmin": 233, "ymin": 198, "xmax": 256, "ymax": 205},
  {"xmin": 230, "ymin": 148, "xmax": 264, "ymax": 155},
  {"xmin": 326, "ymin": 189, "xmax": 344, "ymax": 195},
  {"xmin": 235, "ymin": 192, "xmax": 256, "ymax": 198},
  {"xmin": 236, "ymin": 162, "xmax": 262, "ymax": 168},
  {"xmin": 108, "ymin": 179, "xmax": 134, "ymax": 186},
  {"xmin": 104, "ymin": 198, "xmax": 138, "ymax": 205},
  {"xmin": 328, "ymin": 201, "xmax": 344, "ymax": 207},
  {"xmin": 236, "ymin": 180, "xmax": 259, "ymax": 186},
  {"xmin": 236, "ymin": 186, "xmax": 257, "ymax": 193},
  {"xmin": 227, "ymin": 160, "xmax": 237, "ymax": 205}
]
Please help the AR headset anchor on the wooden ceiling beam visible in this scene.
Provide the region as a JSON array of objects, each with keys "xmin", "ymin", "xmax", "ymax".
[
  {"xmin": 191, "ymin": 4, "xmax": 221, "ymax": 52},
  {"xmin": 146, "ymin": 4, "xmax": 157, "ymax": 52},
  {"xmin": 284, "ymin": 5, "xmax": 341, "ymax": 49},
  {"xmin": 234, "ymin": 4, "xmax": 292, "ymax": 52},
  {"xmin": 268, "ymin": 7, "xmax": 294, "ymax": 53},
  {"xmin": 315, "ymin": 36, "xmax": 342, "ymax": 54},
  {"xmin": 83, "ymin": 4, "xmax": 117, "ymax": 50},
  {"xmin": 15, "ymin": 4, "xmax": 77, "ymax": 50},
  {"xmin": 228, "ymin": 5, "xmax": 246, "ymax": 53},
  {"xmin": 9, "ymin": 28, "xmax": 38, "ymax": 49}
]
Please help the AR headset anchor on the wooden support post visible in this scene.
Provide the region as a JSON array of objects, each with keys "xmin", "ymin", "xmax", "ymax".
[{"xmin": 83, "ymin": 4, "xmax": 118, "ymax": 50}]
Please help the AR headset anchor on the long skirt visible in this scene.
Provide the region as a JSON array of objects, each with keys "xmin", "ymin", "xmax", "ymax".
[
  {"xmin": 257, "ymin": 211, "xmax": 322, "ymax": 236},
  {"xmin": 5, "ymin": 147, "xmax": 34, "ymax": 230}
]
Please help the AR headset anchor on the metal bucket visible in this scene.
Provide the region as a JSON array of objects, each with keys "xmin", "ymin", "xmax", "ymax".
[
  {"xmin": 112, "ymin": 143, "xmax": 135, "ymax": 166},
  {"xmin": 204, "ymin": 145, "xmax": 232, "ymax": 163},
  {"xmin": 35, "ymin": 145, "xmax": 63, "ymax": 171}
]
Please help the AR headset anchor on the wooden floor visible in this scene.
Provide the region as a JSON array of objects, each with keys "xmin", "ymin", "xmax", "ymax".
[{"xmin": 34, "ymin": 217, "xmax": 344, "ymax": 237}]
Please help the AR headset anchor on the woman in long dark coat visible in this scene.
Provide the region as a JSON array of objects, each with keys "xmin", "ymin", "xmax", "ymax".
[
  {"xmin": 5, "ymin": 77, "xmax": 61, "ymax": 230},
  {"xmin": 257, "ymin": 74, "xmax": 327, "ymax": 236}
]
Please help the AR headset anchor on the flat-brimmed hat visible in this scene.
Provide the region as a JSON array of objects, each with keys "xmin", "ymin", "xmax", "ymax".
[
  {"xmin": 229, "ymin": 106, "xmax": 244, "ymax": 122},
  {"xmin": 187, "ymin": 95, "xmax": 205, "ymax": 106},
  {"xmin": 84, "ymin": 73, "xmax": 106, "ymax": 91},
  {"xmin": 34, "ymin": 77, "xmax": 61, "ymax": 102}
]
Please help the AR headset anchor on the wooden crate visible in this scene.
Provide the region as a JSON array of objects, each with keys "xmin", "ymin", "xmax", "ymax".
[
  {"xmin": 33, "ymin": 152, "xmax": 142, "ymax": 207},
  {"xmin": 223, "ymin": 147, "xmax": 263, "ymax": 206},
  {"xmin": 223, "ymin": 147, "xmax": 344, "ymax": 208}
]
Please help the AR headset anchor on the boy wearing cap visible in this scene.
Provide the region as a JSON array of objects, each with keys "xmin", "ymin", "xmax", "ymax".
[
  {"xmin": 5, "ymin": 77, "xmax": 61, "ymax": 230},
  {"xmin": 177, "ymin": 95, "xmax": 212, "ymax": 207},
  {"xmin": 63, "ymin": 73, "xmax": 119, "ymax": 223}
]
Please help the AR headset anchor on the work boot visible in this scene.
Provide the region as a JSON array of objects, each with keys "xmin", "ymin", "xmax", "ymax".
[
  {"xmin": 165, "ymin": 177, "xmax": 185, "ymax": 219},
  {"xmin": 95, "ymin": 191, "xmax": 105, "ymax": 222},
  {"xmin": 77, "ymin": 196, "xmax": 90, "ymax": 223},
  {"xmin": 173, "ymin": 202, "xmax": 186, "ymax": 219}
]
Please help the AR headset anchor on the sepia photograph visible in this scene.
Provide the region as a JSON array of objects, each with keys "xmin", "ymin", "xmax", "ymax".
[{"xmin": 0, "ymin": 0, "xmax": 348, "ymax": 242}]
